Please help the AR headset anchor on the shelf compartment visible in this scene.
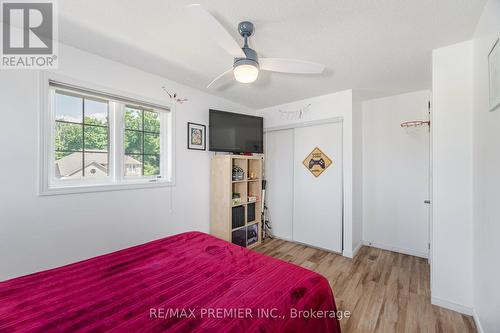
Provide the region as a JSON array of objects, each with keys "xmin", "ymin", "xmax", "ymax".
[
  {"xmin": 247, "ymin": 202, "xmax": 256, "ymax": 223},
  {"xmin": 246, "ymin": 224, "xmax": 259, "ymax": 246},
  {"xmin": 248, "ymin": 181, "xmax": 261, "ymax": 204},
  {"xmin": 232, "ymin": 223, "xmax": 260, "ymax": 248},
  {"xmin": 232, "ymin": 182, "xmax": 247, "ymax": 207},
  {"xmin": 232, "ymin": 205, "xmax": 245, "ymax": 229},
  {"xmin": 248, "ymin": 159, "xmax": 262, "ymax": 180},
  {"xmin": 232, "ymin": 158, "xmax": 247, "ymax": 181},
  {"xmin": 231, "ymin": 228, "xmax": 246, "ymax": 247}
]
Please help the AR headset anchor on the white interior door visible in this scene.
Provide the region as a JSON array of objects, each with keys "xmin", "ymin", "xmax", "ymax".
[
  {"xmin": 265, "ymin": 129, "xmax": 294, "ymax": 240},
  {"xmin": 293, "ymin": 122, "xmax": 343, "ymax": 252}
]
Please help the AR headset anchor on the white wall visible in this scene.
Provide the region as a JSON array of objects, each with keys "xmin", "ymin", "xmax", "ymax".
[
  {"xmin": 431, "ymin": 41, "xmax": 474, "ymax": 313},
  {"xmin": 256, "ymin": 90, "xmax": 363, "ymax": 257},
  {"xmin": 362, "ymin": 90, "xmax": 430, "ymax": 258},
  {"xmin": 352, "ymin": 101, "xmax": 363, "ymax": 255},
  {"xmin": 0, "ymin": 44, "xmax": 253, "ymax": 280},
  {"xmin": 472, "ymin": 0, "xmax": 500, "ymax": 331}
]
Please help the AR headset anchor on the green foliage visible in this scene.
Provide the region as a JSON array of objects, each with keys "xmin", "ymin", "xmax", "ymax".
[
  {"xmin": 55, "ymin": 117, "xmax": 108, "ymax": 153},
  {"xmin": 144, "ymin": 155, "xmax": 160, "ymax": 176},
  {"xmin": 124, "ymin": 108, "xmax": 161, "ymax": 175},
  {"xmin": 84, "ymin": 116, "xmax": 107, "ymax": 126},
  {"xmin": 125, "ymin": 109, "xmax": 142, "ymax": 130},
  {"xmin": 144, "ymin": 111, "xmax": 160, "ymax": 132},
  {"xmin": 55, "ymin": 104, "xmax": 160, "ymax": 176},
  {"xmin": 125, "ymin": 108, "xmax": 160, "ymax": 133},
  {"xmin": 144, "ymin": 133, "xmax": 160, "ymax": 154},
  {"xmin": 84, "ymin": 125, "xmax": 108, "ymax": 152},
  {"xmin": 125, "ymin": 130, "xmax": 143, "ymax": 154},
  {"xmin": 55, "ymin": 123, "xmax": 82, "ymax": 152},
  {"xmin": 56, "ymin": 107, "xmax": 161, "ymax": 176}
]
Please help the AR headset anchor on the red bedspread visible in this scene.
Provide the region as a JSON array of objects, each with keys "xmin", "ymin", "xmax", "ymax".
[{"xmin": 0, "ymin": 232, "xmax": 340, "ymax": 333}]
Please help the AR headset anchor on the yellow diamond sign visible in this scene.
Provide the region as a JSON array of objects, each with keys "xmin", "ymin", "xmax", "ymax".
[{"xmin": 303, "ymin": 147, "xmax": 332, "ymax": 177}]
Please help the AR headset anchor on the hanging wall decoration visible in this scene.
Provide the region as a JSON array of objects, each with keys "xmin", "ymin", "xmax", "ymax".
[
  {"xmin": 303, "ymin": 147, "xmax": 332, "ymax": 178},
  {"xmin": 187, "ymin": 122, "xmax": 206, "ymax": 150},
  {"xmin": 162, "ymin": 86, "xmax": 188, "ymax": 104},
  {"xmin": 279, "ymin": 103, "xmax": 311, "ymax": 120}
]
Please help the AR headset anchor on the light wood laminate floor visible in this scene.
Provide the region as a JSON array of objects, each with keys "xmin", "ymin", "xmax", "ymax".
[{"xmin": 254, "ymin": 239, "xmax": 476, "ymax": 333}]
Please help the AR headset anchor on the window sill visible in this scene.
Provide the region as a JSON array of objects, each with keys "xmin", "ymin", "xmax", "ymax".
[{"xmin": 40, "ymin": 180, "xmax": 175, "ymax": 196}]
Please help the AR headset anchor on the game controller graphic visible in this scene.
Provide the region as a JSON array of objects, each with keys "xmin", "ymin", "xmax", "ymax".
[{"xmin": 309, "ymin": 158, "xmax": 326, "ymax": 169}]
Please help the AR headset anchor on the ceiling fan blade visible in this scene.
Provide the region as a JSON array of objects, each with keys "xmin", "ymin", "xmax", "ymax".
[
  {"xmin": 207, "ymin": 68, "xmax": 234, "ymax": 88},
  {"xmin": 187, "ymin": 4, "xmax": 245, "ymax": 59},
  {"xmin": 259, "ymin": 58, "xmax": 325, "ymax": 74}
]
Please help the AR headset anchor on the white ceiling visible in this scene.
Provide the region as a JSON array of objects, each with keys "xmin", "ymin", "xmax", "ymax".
[{"xmin": 58, "ymin": 0, "xmax": 486, "ymax": 109}]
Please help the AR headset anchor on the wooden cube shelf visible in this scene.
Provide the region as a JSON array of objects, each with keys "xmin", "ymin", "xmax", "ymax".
[{"xmin": 210, "ymin": 155, "xmax": 263, "ymax": 248}]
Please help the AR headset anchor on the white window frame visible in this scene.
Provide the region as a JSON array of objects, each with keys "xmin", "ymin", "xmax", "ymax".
[{"xmin": 39, "ymin": 73, "xmax": 175, "ymax": 195}]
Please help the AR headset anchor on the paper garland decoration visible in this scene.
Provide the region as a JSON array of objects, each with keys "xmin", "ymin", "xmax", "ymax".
[{"xmin": 279, "ymin": 103, "xmax": 311, "ymax": 120}]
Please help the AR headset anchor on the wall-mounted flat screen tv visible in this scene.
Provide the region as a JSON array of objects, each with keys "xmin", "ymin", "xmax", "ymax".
[{"xmin": 209, "ymin": 109, "xmax": 263, "ymax": 153}]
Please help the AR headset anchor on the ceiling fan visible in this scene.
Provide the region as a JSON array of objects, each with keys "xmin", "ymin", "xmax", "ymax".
[{"xmin": 188, "ymin": 4, "xmax": 326, "ymax": 88}]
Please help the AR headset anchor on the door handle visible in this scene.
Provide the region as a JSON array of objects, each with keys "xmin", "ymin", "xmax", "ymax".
[{"xmin": 424, "ymin": 200, "xmax": 431, "ymax": 204}]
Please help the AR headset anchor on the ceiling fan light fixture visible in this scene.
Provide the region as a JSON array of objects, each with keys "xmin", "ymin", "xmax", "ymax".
[
  {"xmin": 233, "ymin": 63, "xmax": 259, "ymax": 83},
  {"xmin": 187, "ymin": 5, "xmax": 327, "ymax": 89}
]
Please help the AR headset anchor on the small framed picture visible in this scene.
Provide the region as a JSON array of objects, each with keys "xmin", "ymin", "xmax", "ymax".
[
  {"xmin": 489, "ymin": 37, "xmax": 500, "ymax": 111},
  {"xmin": 187, "ymin": 122, "xmax": 206, "ymax": 150}
]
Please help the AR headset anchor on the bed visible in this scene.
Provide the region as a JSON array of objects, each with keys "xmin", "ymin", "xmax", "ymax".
[{"xmin": 0, "ymin": 232, "xmax": 341, "ymax": 332}]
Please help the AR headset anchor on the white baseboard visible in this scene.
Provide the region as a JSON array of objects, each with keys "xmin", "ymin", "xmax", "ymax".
[
  {"xmin": 352, "ymin": 242, "xmax": 363, "ymax": 258},
  {"xmin": 269, "ymin": 234, "xmax": 293, "ymax": 243},
  {"xmin": 342, "ymin": 243, "xmax": 362, "ymax": 258},
  {"xmin": 270, "ymin": 235, "xmax": 343, "ymax": 256},
  {"xmin": 342, "ymin": 250, "xmax": 353, "ymax": 258},
  {"xmin": 472, "ymin": 309, "xmax": 485, "ymax": 333},
  {"xmin": 363, "ymin": 240, "xmax": 428, "ymax": 259},
  {"xmin": 431, "ymin": 296, "xmax": 473, "ymax": 316}
]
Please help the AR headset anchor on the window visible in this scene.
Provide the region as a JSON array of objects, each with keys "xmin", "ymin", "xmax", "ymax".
[
  {"xmin": 124, "ymin": 107, "xmax": 161, "ymax": 177},
  {"xmin": 54, "ymin": 92, "xmax": 109, "ymax": 180},
  {"xmin": 41, "ymin": 79, "xmax": 173, "ymax": 195}
]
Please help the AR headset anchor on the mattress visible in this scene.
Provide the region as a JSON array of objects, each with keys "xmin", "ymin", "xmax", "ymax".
[{"xmin": 0, "ymin": 231, "xmax": 341, "ymax": 332}]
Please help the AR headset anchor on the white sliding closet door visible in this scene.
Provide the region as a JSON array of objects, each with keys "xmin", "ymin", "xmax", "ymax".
[
  {"xmin": 265, "ymin": 129, "xmax": 294, "ymax": 240},
  {"xmin": 293, "ymin": 122, "xmax": 343, "ymax": 252}
]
